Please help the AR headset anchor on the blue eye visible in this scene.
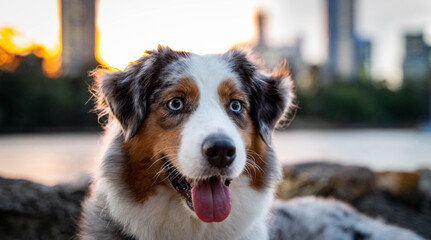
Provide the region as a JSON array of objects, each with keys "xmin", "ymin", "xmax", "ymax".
[
  {"xmin": 229, "ymin": 100, "xmax": 243, "ymax": 113},
  {"xmin": 167, "ymin": 98, "xmax": 183, "ymax": 111}
]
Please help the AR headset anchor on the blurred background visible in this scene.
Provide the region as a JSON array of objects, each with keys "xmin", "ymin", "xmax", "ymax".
[{"xmin": 0, "ymin": 0, "xmax": 430, "ymax": 185}]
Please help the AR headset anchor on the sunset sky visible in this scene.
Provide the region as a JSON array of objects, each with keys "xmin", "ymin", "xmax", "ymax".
[{"xmin": 1, "ymin": 0, "xmax": 431, "ymax": 85}]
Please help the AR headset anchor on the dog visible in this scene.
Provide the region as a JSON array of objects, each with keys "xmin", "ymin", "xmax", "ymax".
[
  {"xmin": 79, "ymin": 46, "xmax": 426, "ymax": 240},
  {"xmin": 79, "ymin": 45, "xmax": 294, "ymax": 240}
]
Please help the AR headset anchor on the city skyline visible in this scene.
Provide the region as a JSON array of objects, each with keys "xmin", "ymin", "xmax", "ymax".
[{"xmin": 1, "ymin": 0, "xmax": 431, "ymax": 86}]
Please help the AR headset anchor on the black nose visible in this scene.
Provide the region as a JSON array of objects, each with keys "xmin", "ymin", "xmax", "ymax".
[{"xmin": 202, "ymin": 135, "xmax": 236, "ymax": 169}]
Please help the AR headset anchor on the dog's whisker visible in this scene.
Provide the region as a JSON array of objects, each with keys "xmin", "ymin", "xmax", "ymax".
[
  {"xmin": 151, "ymin": 160, "xmax": 175, "ymax": 185},
  {"xmin": 245, "ymin": 161, "xmax": 258, "ymax": 180},
  {"xmin": 147, "ymin": 147, "xmax": 181, "ymax": 170},
  {"xmin": 245, "ymin": 155, "xmax": 265, "ymax": 180},
  {"xmin": 247, "ymin": 149, "xmax": 265, "ymax": 162},
  {"xmin": 246, "ymin": 152, "xmax": 265, "ymax": 174},
  {"xmin": 250, "ymin": 161, "xmax": 265, "ymax": 176},
  {"xmin": 149, "ymin": 147, "xmax": 180, "ymax": 160}
]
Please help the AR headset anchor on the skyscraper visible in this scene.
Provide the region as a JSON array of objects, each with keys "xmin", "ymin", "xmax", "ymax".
[
  {"xmin": 327, "ymin": 0, "xmax": 356, "ymax": 80},
  {"xmin": 355, "ymin": 37, "xmax": 372, "ymax": 80},
  {"xmin": 402, "ymin": 33, "xmax": 431, "ymax": 82},
  {"xmin": 60, "ymin": 0, "xmax": 96, "ymax": 76}
]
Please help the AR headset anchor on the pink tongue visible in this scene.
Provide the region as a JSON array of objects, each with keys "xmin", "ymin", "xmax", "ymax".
[{"xmin": 191, "ymin": 177, "xmax": 232, "ymax": 223}]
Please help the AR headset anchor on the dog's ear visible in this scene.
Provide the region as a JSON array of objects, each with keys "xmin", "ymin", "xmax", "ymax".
[
  {"xmin": 225, "ymin": 49, "xmax": 295, "ymax": 144},
  {"xmin": 92, "ymin": 58, "xmax": 149, "ymax": 141},
  {"xmin": 92, "ymin": 49, "xmax": 163, "ymax": 141},
  {"xmin": 93, "ymin": 46, "xmax": 189, "ymax": 141},
  {"xmin": 253, "ymin": 65, "xmax": 295, "ymax": 144}
]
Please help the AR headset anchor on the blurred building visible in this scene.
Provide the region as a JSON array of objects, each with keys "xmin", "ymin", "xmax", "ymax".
[
  {"xmin": 252, "ymin": 11, "xmax": 306, "ymax": 78},
  {"xmin": 355, "ymin": 37, "xmax": 372, "ymax": 80},
  {"xmin": 326, "ymin": 0, "xmax": 372, "ymax": 82},
  {"xmin": 60, "ymin": 0, "xmax": 96, "ymax": 76},
  {"xmin": 327, "ymin": 0, "xmax": 356, "ymax": 80},
  {"xmin": 402, "ymin": 33, "xmax": 431, "ymax": 83}
]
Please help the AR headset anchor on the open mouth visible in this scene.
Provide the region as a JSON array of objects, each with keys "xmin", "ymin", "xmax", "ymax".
[{"xmin": 163, "ymin": 157, "xmax": 232, "ymax": 223}]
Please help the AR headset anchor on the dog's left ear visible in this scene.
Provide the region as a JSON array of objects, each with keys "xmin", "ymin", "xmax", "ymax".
[
  {"xmin": 252, "ymin": 65, "xmax": 295, "ymax": 144},
  {"xmin": 226, "ymin": 49, "xmax": 295, "ymax": 144}
]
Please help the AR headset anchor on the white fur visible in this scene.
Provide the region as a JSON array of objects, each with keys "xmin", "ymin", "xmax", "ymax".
[
  {"xmin": 96, "ymin": 162, "xmax": 273, "ymax": 240},
  {"xmin": 178, "ymin": 54, "xmax": 246, "ymax": 179}
]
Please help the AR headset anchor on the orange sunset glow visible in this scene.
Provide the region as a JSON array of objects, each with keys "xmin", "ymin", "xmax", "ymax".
[{"xmin": 0, "ymin": 27, "xmax": 61, "ymax": 77}]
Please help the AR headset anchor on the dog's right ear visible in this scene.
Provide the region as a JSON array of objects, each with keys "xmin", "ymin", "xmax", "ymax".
[{"xmin": 92, "ymin": 55, "xmax": 154, "ymax": 141}]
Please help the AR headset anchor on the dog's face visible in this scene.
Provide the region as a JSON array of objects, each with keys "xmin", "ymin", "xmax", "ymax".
[{"xmin": 95, "ymin": 46, "xmax": 294, "ymax": 223}]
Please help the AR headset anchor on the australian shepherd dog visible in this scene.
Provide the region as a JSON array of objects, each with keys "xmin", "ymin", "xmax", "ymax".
[
  {"xmin": 79, "ymin": 46, "xmax": 425, "ymax": 240},
  {"xmin": 79, "ymin": 46, "xmax": 294, "ymax": 240}
]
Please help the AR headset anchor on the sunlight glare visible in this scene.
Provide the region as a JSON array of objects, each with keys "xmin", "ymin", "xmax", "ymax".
[
  {"xmin": 97, "ymin": 0, "xmax": 260, "ymax": 69},
  {"xmin": 0, "ymin": 27, "xmax": 61, "ymax": 77}
]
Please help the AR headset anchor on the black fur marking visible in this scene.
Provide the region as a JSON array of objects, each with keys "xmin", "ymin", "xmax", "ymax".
[
  {"xmin": 329, "ymin": 212, "xmax": 341, "ymax": 220},
  {"xmin": 162, "ymin": 155, "xmax": 194, "ymax": 210},
  {"xmin": 353, "ymin": 231, "xmax": 370, "ymax": 240},
  {"xmin": 339, "ymin": 226, "xmax": 370, "ymax": 240},
  {"xmin": 278, "ymin": 209, "xmax": 294, "ymax": 220},
  {"xmin": 223, "ymin": 49, "xmax": 288, "ymax": 144}
]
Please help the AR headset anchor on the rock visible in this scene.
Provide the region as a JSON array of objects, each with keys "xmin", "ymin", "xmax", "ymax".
[
  {"xmin": 278, "ymin": 162, "xmax": 375, "ymax": 202},
  {"xmin": 276, "ymin": 162, "xmax": 431, "ymax": 240},
  {"xmin": 0, "ymin": 176, "xmax": 89, "ymax": 240},
  {"xmin": 417, "ymin": 169, "xmax": 431, "ymax": 201},
  {"xmin": 374, "ymin": 171, "xmax": 425, "ymax": 211},
  {"xmin": 375, "ymin": 171, "xmax": 418, "ymax": 195},
  {"xmin": 1, "ymin": 162, "xmax": 430, "ymax": 240},
  {"xmin": 354, "ymin": 191, "xmax": 431, "ymax": 240}
]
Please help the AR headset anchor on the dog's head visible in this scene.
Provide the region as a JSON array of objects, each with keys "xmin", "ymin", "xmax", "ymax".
[{"xmin": 94, "ymin": 46, "xmax": 294, "ymax": 223}]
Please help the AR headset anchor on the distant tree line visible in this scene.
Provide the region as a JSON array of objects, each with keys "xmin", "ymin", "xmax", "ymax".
[
  {"xmin": 0, "ymin": 51, "xmax": 99, "ymax": 133},
  {"xmin": 293, "ymin": 78, "xmax": 429, "ymax": 128}
]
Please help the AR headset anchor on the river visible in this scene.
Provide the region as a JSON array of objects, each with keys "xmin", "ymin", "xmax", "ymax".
[{"xmin": 0, "ymin": 129, "xmax": 430, "ymax": 185}]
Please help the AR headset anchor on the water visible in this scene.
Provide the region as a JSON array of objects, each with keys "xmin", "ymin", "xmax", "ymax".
[
  {"xmin": 0, "ymin": 129, "xmax": 430, "ymax": 185},
  {"xmin": 0, "ymin": 133, "xmax": 101, "ymax": 185},
  {"xmin": 273, "ymin": 129, "xmax": 431, "ymax": 171}
]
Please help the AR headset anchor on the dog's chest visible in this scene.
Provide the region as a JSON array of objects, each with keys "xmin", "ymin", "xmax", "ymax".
[{"xmin": 110, "ymin": 177, "xmax": 272, "ymax": 240}]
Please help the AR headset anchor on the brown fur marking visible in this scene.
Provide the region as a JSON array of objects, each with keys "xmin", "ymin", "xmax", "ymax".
[
  {"xmin": 217, "ymin": 79, "xmax": 248, "ymax": 106},
  {"xmin": 245, "ymin": 131, "xmax": 267, "ymax": 189}
]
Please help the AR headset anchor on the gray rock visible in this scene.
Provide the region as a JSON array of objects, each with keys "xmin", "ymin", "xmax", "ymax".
[
  {"xmin": 0, "ymin": 177, "xmax": 89, "ymax": 240},
  {"xmin": 279, "ymin": 162, "xmax": 375, "ymax": 202},
  {"xmin": 354, "ymin": 191, "xmax": 431, "ymax": 240}
]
